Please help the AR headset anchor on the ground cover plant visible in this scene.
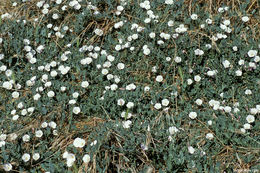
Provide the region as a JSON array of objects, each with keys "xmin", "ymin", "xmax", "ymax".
[{"xmin": 0, "ymin": 0, "xmax": 259, "ymax": 172}]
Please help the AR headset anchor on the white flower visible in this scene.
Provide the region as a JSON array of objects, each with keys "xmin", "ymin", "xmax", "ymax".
[
  {"xmin": 0, "ymin": 141, "xmax": 5, "ymax": 147},
  {"xmin": 102, "ymin": 69, "xmax": 109, "ymax": 75},
  {"xmin": 22, "ymin": 134, "xmax": 30, "ymax": 142},
  {"xmin": 248, "ymin": 50, "xmax": 257, "ymax": 57},
  {"xmin": 165, "ymin": 0, "xmax": 173, "ymax": 5},
  {"xmin": 69, "ymin": 100, "xmax": 76, "ymax": 104},
  {"xmin": 240, "ymin": 128, "xmax": 246, "ymax": 134},
  {"xmin": 41, "ymin": 122, "xmax": 48, "ymax": 128},
  {"xmin": 83, "ymin": 154, "xmax": 91, "ymax": 163},
  {"xmin": 117, "ymin": 99, "xmax": 125, "ymax": 106},
  {"xmin": 47, "ymin": 91, "xmax": 55, "ymax": 97},
  {"xmin": 3, "ymin": 163, "xmax": 12, "ymax": 171},
  {"xmin": 35, "ymin": 130, "xmax": 43, "ymax": 138},
  {"xmin": 195, "ymin": 99, "xmax": 203, "ymax": 105},
  {"xmin": 73, "ymin": 107, "xmax": 81, "ymax": 114},
  {"xmin": 250, "ymin": 108, "xmax": 258, "ymax": 115},
  {"xmin": 246, "ymin": 115, "xmax": 255, "ymax": 123},
  {"xmin": 56, "ymin": 0, "xmax": 62, "ymax": 4},
  {"xmin": 121, "ymin": 112, "xmax": 133, "ymax": 119},
  {"xmin": 254, "ymin": 56, "xmax": 260, "ymax": 63},
  {"xmin": 143, "ymin": 48, "xmax": 150, "ymax": 55},
  {"xmin": 144, "ymin": 86, "xmax": 150, "ymax": 92},
  {"xmin": 117, "ymin": 5, "xmax": 124, "ymax": 11},
  {"xmin": 154, "ymin": 103, "xmax": 162, "ymax": 110},
  {"xmin": 187, "ymin": 79, "xmax": 193, "ymax": 85},
  {"xmin": 5, "ymin": 69, "xmax": 12, "ymax": 77},
  {"xmin": 168, "ymin": 20, "xmax": 174, "ymax": 27},
  {"xmin": 110, "ymin": 84, "xmax": 118, "ymax": 91},
  {"xmin": 73, "ymin": 137, "xmax": 86, "ymax": 148},
  {"xmin": 194, "ymin": 49, "xmax": 204, "ymax": 56},
  {"xmin": 90, "ymin": 140, "xmax": 97, "ymax": 146},
  {"xmin": 2, "ymin": 81, "xmax": 12, "ymax": 90},
  {"xmin": 94, "ymin": 28, "xmax": 103, "ymax": 36},
  {"xmin": 117, "ymin": 63, "xmax": 125, "ymax": 70},
  {"xmin": 162, "ymin": 99, "xmax": 169, "ymax": 106},
  {"xmin": 49, "ymin": 121, "xmax": 57, "ymax": 129},
  {"xmin": 126, "ymin": 102, "xmax": 134, "ymax": 108},
  {"xmin": 188, "ymin": 146, "xmax": 195, "ymax": 154},
  {"xmin": 208, "ymin": 120, "xmax": 212, "ymax": 126},
  {"xmin": 235, "ymin": 70, "xmax": 242, "ymax": 76},
  {"xmin": 190, "ymin": 14, "xmax": 198, "ymax": 20},
  {"xmin": 238, "ymin": 59, "xmax": 245, "ymax": 65},
  {"xmin": 223, "ymin": 19, "xmax": 230, "ymax": 26},
  {"xmin": 206, "ymin": 133, "xmax": 214, "ymax": 140},
  {"xmin": 206, "ymin": 18, "xmax": 212, "ymax": 24},
  {"xmin": 115, "ymin": 45, "xmax": 121, "ymax": 51},
  {"xmin": 12, "ymin": 115, "xmax": 19, "ymax": 121},
  {"xmin": 122, "ymin": 120, "xmax": 132, "ymax": 129},
  {"xmin": 194, "ymin": 75, "xmax": 201, "ymax": 82},
  {"xmin": 174, "ymin": 56, "xmax": 181, "ymax": 63},
  {"xmin": 156, "ymin": 75, "xmax": 163, "ymax": 82},
  {"xmin": 189, "ymin": 112, "xmax": 197, "ymax": 119},
  {"xmin": 218, "ymin": 7, "xmax": 224, "ymax": 13},
  {"xmin": 222, "ymin": 60, "xmax": 230, "ymax": 68},
  {"xmin": 66, "ymin": 153, "xmax": 76, "ymax": 167},
  {"xmin": 81, "ymin": 81, "xmax": 89, "ymax": 88},
  {"xmin": 22, "ymin": 153, "xmax": 30, "ymax": 162},
  {"xmin": 42, "ymin": 8, "xmax": 49, "ymax": 14},
  {"xmin": 12, "ymin": 91, "xmax": 19, "ymax": 98},
  {"xmin": 73, "ymin": 92, "xmax": 79, "ymax": 98},
  {"xmin": 243, "ymin": 123, "xmax": 251, "ymax": 130},
  {"xmin": 242, "ymin": 16, "xmax": 249, "ymax": 22},
  {"xmin": 33, "ymin": 153, "xmax": 40, "ymax": 161},
  {"xmin": 245, "ymin": 89, "xmax": 252, "ymax": 95},
  {"xmin": 169, "ymin": 126, "xmax": 179, "ymax": 135},
  {"xmin": 149, "ymin": 32, "xmax": 156, "ymax": 38},
  {"xmin": 9, "ymin": 133, "xmax": 18, "ymax": 140},
  {"xmin": 224, "ymin": 106, "xmax": 232, "ymax": 113}
]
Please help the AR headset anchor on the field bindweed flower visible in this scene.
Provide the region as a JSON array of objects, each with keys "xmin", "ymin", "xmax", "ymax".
[
  {"xmin": 242, "ymin": 16, "xmax": 249, "ymax": 22},
  {"xmin": 162, "ymin": 99, "xmax": 169, "ymax": 106},
  {"xmin": 245, "ymin": 89, "xmax": 252, "ymax": 95},
  {"xmin": 94, "ymin": 28, "xmax": 103, "ymax": 36},
  {"xmin": 246, "ymin": 115, "xmax": 255, "ymax": 123},
  {"xmin": 83, "ymin": 154, "xmax": 91, "ymax": 163},
  {"xmin": 194, "ymin": 75, "xmax": 201, "ymax": 82},
  {"xmin": 22, "ymin": 153, "xmax": 30, "ymax": 162},
  {"xmin": 188, "ymin": 146, "xmax": 195, "ymax": 154},
  {"xmin": 190, "ymin": 14, "xmax": 198, "ymax": 20},
  {"xmin": 73, "ymin": 107, "xmax": 81, "ymax": 114},
  {"xmin": 248, "ymin": 50, "xmax": 257, "ymax": 57},
  {"xmin": 195, "ymin": 99, "xmax": 203, "ymax": 105},
  {"xmin": 126, "ymin": 102, "xmax": 134, "ymax": 108},
  {"xmin": 243, "ymin": 123, "xmax": 251, "ymax": 130},
  {"xmin": 122, "ymin": 120, "xmax": 132, "ymax": 128},
  {"xmin": 206, "ymin": 133, "xmax": 214, "ymax": 140},
  {"xmin": 22, "ymin": 134, "xmax": 30, "ymax": 142},
  {"xmin": 35, "ymin": 130, "xmax": 43, "ymax": 138},
  {"xmin": 154, "ymin": 103, "xmax": 162, "ymax": 110},
  {"xmin": 117, "ymin": 99, "xmax": 125, "ymax": 106},
  {"xmin": 3, "ymin": 163, "xmax": 12, "ymax": 171},
  {"xmin": 81, "ymin": 81, "xmax": 89, "ymax": 88},
  {"xmin": 165, "ymin": 0, "xmax": 173, "ymax": 5},
  {"xmin": 222, "ymin": 60, "xmax": 230, "ymax": 68},
  {"xmin": 169, "ymin": 126, "xmax": 179, "ymax": 135},
  {"xmin": 73, "ymin": 137, "xmax": 86, "ymax": 148},
  {"xmin": 189, "ymin": 112, "xmax": 197, "ymax": 119},
  {"xmin": 33, "ymin": 153, "xmax": 40, "ymax": 161},
  {"xmin": 156, "ymin": 75, "xmax": 163, "ymax": 82}
]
